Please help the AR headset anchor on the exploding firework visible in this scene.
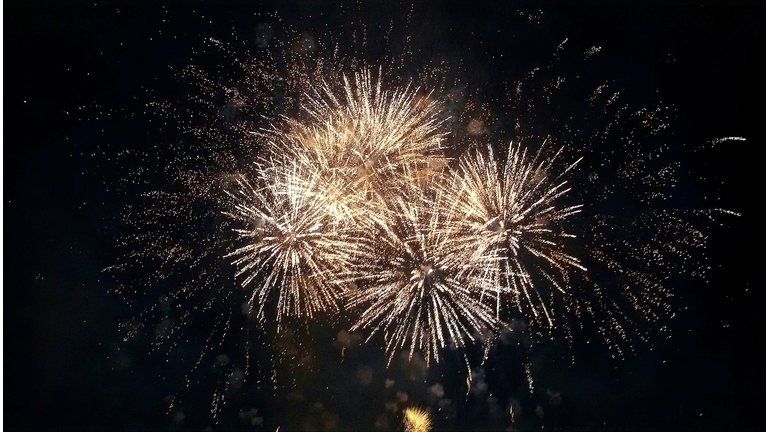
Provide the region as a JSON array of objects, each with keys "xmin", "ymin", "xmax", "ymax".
[
  {"xmin": 435, "ymin": 139, "xmax": 585, "ymax": 328},
  {"xmin": 402, "ymin": 407, "xmax": 432, "ymax": 432},
  {"xmin": 223, "ymin": 161, "xmax": 361, "ymax": 322},
  {"xmin": 343, "ymin": 191, "xmax": 499, "ymax": 366},
  {"xmin": 265, "ymin": 68, "xmax": 448, "ymax": 224},
  {"xmin": 107, "ymin": 10, "xmax": 740, "ymax": 427},
  {"xmin": 114, "ymin": 51, "xmax": 717, "ymax": 367},
  {"xmin": 221, "ymin": 67, "xmax": 451, "ymax": 323}
]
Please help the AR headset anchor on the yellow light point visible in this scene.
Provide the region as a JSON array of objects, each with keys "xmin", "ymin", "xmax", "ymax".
[{"xmin": 403, "ymin": 407, "xmax": 432, "ymax": 432}]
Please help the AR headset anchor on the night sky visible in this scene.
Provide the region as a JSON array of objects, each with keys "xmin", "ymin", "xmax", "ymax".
[{"xmin": 5, "ymin": 1, "xmax": 765, "ymax": 431}]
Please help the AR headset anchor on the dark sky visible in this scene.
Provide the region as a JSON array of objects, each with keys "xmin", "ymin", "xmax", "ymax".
[{"xmin": 5, "ymin": 0, "xmax": 765, "ymax": 431}]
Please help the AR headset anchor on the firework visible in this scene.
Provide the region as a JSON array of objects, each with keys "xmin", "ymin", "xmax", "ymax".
[
  {"xmin": 343, "ymin": 190, "xmax": 499, "ymax": 366},
  {"xmin": 267, "ymin": 68, "xmax": 448, "ymax": 219},
  {"xmin": 223, "ymin": 160, "xmax": 360, "ymax": 322},
  {"xmin": 109, "ymin": 16, "xmax": 739, "ymax": 428},
  {"xmin": 403, "ymin": 407, "xmax": 432, "ymax": 432},
  {"xmin": 435, "ymin": 140, "xmax": 585, "ymax": 328},
  {"xmin": 222, "ymin": 67, "xmax": 451, "ymax": 324}
]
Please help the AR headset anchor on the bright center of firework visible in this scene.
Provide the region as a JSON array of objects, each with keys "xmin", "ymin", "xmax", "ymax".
[
  {"xmin": 281, "ymin": 231, "xmax": 297, "ymax": 245},
  {"xmin": 410, "ymin": 264, "xmax": 444, "ymax": 287},
  {"xmin": 484, "ymin": 217, "xmax": 523, "ymax": 253},
  {"xmin": 362, "ymin": 157, "xmax": 377, "ymax": 170},
  {"xmin": 356, "ymin": 155, "xmax": 384, "ymax": 181},
  {"xmin": 486, "ymin": 218, "xmax": 504, "ymax": 233}
]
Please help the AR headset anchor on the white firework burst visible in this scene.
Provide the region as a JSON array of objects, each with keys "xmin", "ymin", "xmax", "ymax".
[
  {"xmin": 436, "ymin": 139, "xmax": 585, "ymax": 328},
  {"xmin": 343, "ymin": 191, "xmax": 499, "ymax": 366},
  {"xmin": 223, "ymin": 160, "xmax": 361, "ymax": 322}
]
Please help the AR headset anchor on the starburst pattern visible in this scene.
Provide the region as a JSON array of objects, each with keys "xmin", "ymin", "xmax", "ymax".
[
  {"xmin": 436, "ymin": 140, "xmax": 585, "ymax": 328},
  {"xmin": 223, "ymin": 160, "xmax": 359, "ymax": 321},
  {"xmin": 403, "ymin": 407, "xmax": 432, "ymax": 432},
  {"xmin": 343, "ymin": 192, "xmax": 499, "ymax": 366},
  {"xmin": 102, "ymin": 13, "xmax": 745, "ymax": 429},
  {"xmin": 267, "ymin": 68, "xmax": 448, "ymax": 220},
  {"xmin": 112, "ymin": 28, "xmax": 736, "ymax": 393},
  {"xmin": 222, "ymin": 68, "xmax": 454, "ymax": 326}
]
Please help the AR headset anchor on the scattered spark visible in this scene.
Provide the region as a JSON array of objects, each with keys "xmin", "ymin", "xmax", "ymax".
[{"xmin": 708, "ymin": 136, "xmax": 746, "ymax": 146}]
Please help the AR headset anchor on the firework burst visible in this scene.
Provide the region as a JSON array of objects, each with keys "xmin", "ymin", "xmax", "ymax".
[
  {"xmin": 436, "ymin": 140, "xmax": 585, "ymax": 328},
  {"xmin": 222, "ymin": 67, "xmax": 452, "ymax": 325},
  {"xmin": 343, "ymin": 190, "xmax": 499, "ymax": 366},
  {"xmin": 403, "ymin": 407, "xmax": 432, "ymax": 432},
  {"xmin": 107, "ymin": 14, "xmax": 741, "ymax": 427},
  {"xmin": 223, "ymin": 160, "xmax": 361, "ymax": 322},
  {"xmin": 267, "ymin": 68, "xmax": 449, "ymax": 219}
]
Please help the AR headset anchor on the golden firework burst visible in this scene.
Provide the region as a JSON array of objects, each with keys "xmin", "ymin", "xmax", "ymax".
[
  {"xmin": 223, "ymin": 161, "xmax": 361, "ymax": 322},
  {"xmin": 435, "ymin": 140, "xmax": 585, "ymax": 326},
  {"xmin": 268, "ymin": 68, "xmax": 449, "ymax": 221},
  {"xmin": 403, "ymin": 407, "xmax": 432, "ymax": 432},
  {"xmin": 343, "ymin": 191, "xmax": 499, "ymax": 366}
]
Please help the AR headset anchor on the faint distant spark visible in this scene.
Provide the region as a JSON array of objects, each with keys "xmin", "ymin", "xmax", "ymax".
[{"xmin": 708, "ymin": 136, "xmax": 746, "ymax": 146}]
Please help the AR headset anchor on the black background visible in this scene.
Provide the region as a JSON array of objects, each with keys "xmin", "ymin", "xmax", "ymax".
[{"xmin": 5, "ymin": 0, "xmax": 765, "ymax": 430}]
